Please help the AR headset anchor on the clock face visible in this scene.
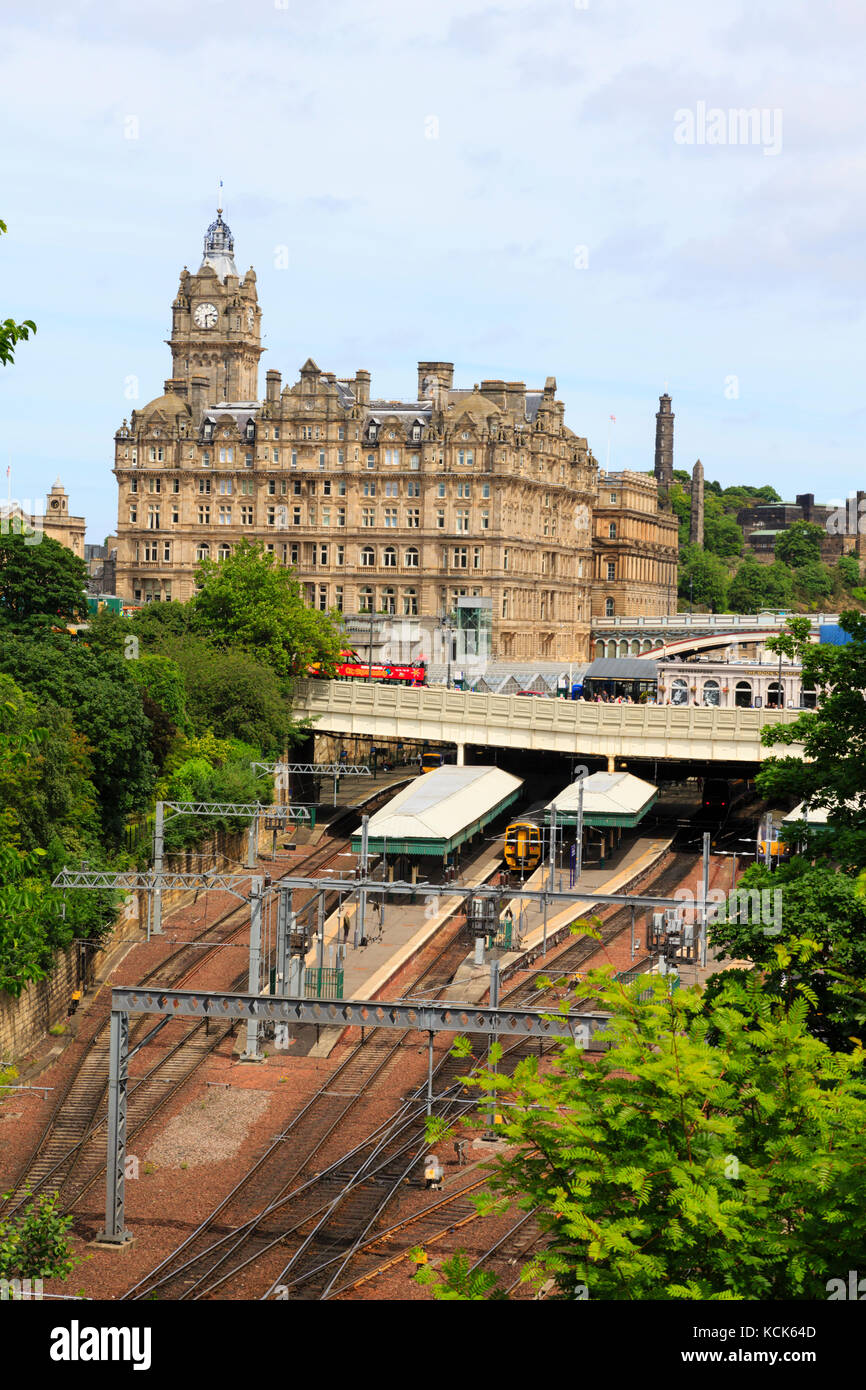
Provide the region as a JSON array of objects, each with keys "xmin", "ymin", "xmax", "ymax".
[
  {"xmin": 246, "ymin": 307, "xmax": 255, "ymax": 331},
  {"xmin": 194, "ymin": 302, "xmax": 218, "ymax": 329}
]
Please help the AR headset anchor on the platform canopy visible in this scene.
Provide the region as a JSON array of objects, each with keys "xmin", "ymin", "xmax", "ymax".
[
  {"xmin": 544, "ymin": 771, "xmax": 658, "ymax": 828},
  {"xmin": 352, "ymin": 764, "xmax": 523, "ymax": 857},
  {"xmin": 783, "ymin": 798, "xmax": 862, "ymax": 825}
]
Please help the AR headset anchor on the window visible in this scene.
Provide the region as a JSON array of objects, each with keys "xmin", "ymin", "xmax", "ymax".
[
  {"xmin": 457, "ymin": 481, "xmax": 471, "ymax": 498},
  {"xmin": 381, "ymin": 587, "xmax": 396, "ymax": 614},
  {"xmin": 456, "ymin": 509, "xmax": 469, "ymax": 533},
  {"xmin": 318, "ymin": 544, "xmax": 329, "ymax": 566},
  {"xmin": 218, "ymin": 506, "xmax": 232, "ymax": 525},
  {"xmin": 436, "ymin": 509, "xmax": 445, "ymax": 529},
  {"xmin": 457, "ymin": 449, "xmax": 474, "ymax": 466},
  {"xmin": 219, "ymin": 447, "xmax": 234, "ymax": 464},
  {"xmin": 480, "ymin": 509, "xmax": 489, "ymax": 530},
  {"xmin": 244, "ymin": 453, "xmax": 254, "ymax": 468},
  {"xmin": 406, "ymin": 480, "xmax": 420, "ymax": 497},
  {"xmin": 241, "ymin": 505, "xmax": 254, "ymax": 525},
  {"xmin": 273, "ymin": 428, "xmax": 280, "ymax": 441},
  {"xmin": 402, "ymin": 588, "xmax": 418, "ymax": 616},
  {"xmin": 271, "ymin": 449, "xmax": 278, "ymax": 465},
  {"xmin": 384, "ymin": 507, "xmax": 398, "ymax": 528},
  {"xmin": 291, "ymin": 450, "xmax": 298, "ymax": 468},
  {"xmin": 473, "ymin": 546, "xmax": 482, "ymax": 570},
  {"xmin": 130, "ymin": 478, "xmax": 138, "ymax": 494},
  {"xmin": 147, "ymin": 505, "xmax": 160, "ymax": 529},
  {"xmin": 605, "ymin": 598, "xmax": 615, "ymax": 616},
  {"xmin": 171, "ymin": 505, "xmax": 179, "ymax": 524},
  {"xmin": 268, "ymin": 479, "xmax": 276, "ymax": 495},
  {"xmin": 302, "ymin": 426, "xmax": 312, "ymax": 440},
  {"xmin": 280, "ymin": 479, "xmax": 288, "ymax": 494},
  {"xmin": 609, "ymin": 491, "xmax": 617, "ymax": 503},
  {"xmin": 383, "ymin": 546, "xmax": 396, "ymax": 567},
  {"xmin": 197, "ymin": 504, "xmax": 210, "ymax": 524},
  {"xmin": 437, "ymin": 482, "xmax": 446, "ymax": 498},
  {"xmin": 338, "ymin": 427, "xmax": 345, "ymax": 440},
  {"xmin": 410, "ymin": 453, "xmax": 420, "ymax": 470},
  {"xmin": 171, "ymin": 478, "xmax": 180, "ymax": 494},
  {"xmin": 366, "ymin": 453, "xmax": 376, "ymax": 469},
  {"xmin": 322, "ymin": 507, "xmax": 331, "ymax": 527},
  {"xmin": 317, "ymin": 585, "xmax": 328, "ymax": 612},
  {"xmin": 482, "ymin": 483, "xmax": 490, "ymax": 499},
  {"xmin": 608, "ymin": 522, "xmax": 617, "ymax": 539},
  {"xmin": 322, "ymin": 480, "xmax": 331, "ymax": 496},
  {"xmin": 503, "ymin": 547, "xmax": 510, "ymax": 571},
  {"xmin": 337, "ymin": 507, "xmax": 346, "ymax": 527},
  {"xmin": 266, "ymin": 505, "xmax": 276, "ymax": 526},
  {"xmin": 404, "ymin": 546, "xmax": 419, "ymax": 568},
  {"xmin": 241, "ymin": 478, "xmax": 254, "ymax": 495},
  {"xmin": 406, "ymin": 508, "xmax": 420, "ymax": 528},
  {"xmin": 319, "ymin": 450, "xmax": 326, "ymax": 469},
  {"xmin": 384, "ymin": 481, "xmax": 399, "ymax": 497},
  {"xmin": 606, "ymin": 561, "xmax": 616, "ymax": 581},
  {"xmin": 452, "ymin": 546, "xmax": 468, "ymax": 569},
  {"xmin": 196, "ymin": 542, "xmax": 210, "ymax": 562},
  {"xmin": 359, "ymin": 586, "xmax": 373, "ymax": 614},
  {"xmin": 384, "ymin": 448, "xmax": 400, "ymax": 466},
  {"xmin": 335, "ymin": 585, "xmax": 344, "ymax": 612},
  {"xmin": 148, "ymin": 477, "xmax": 161, "ymax": 493},
  {"xmin": 337, "ymin": 480, "xmax": 346, "ymax": 495},
  {"xmin": 293, "ymin": 506, "xmax": 301, "ymax": 526},
  {"xmin": 218, "ymin": 543, "xmax": 231, "ymax": 561},
  {"xmin": 144, "ymin": 539, "xmax": 158, "ymax": 562},
  {"xmin": 218, "ymin": 479, "xmax": 232, "ymax": 495},
  {"xmin": 362, "ymin": 507, "xmax": 375, "ymax": 527},
  {"xmin": 293, "ymin": 479, "xmax": 302, "ymax": 495},
  {"xmin": 308, "ymin": 506, "xmax": 316, "ymax": 525},
  {"xmin": 363, "ymin": 479, "xmax": 376, "ymax": 497},
  {"xmin": 703, "ymin": 680, "xmax": 720, "ymax": 707},
  {"xmin": 199, "ymin": 478, "xmax": 211, "ymax": 494},
  {"xmin": 336, "ymin": 544, "xmax": 345, "ymax": 565},
  {"xmin": 361, "ymin": 545, "xmax": 375, "ymax": 567},
  {"xmin": 202, "ymin": 450, "xmax": 211, "ymax": 466},
  {"xmin": 290, "ymin": 542, "xmax": 300, "ymax": 565}
]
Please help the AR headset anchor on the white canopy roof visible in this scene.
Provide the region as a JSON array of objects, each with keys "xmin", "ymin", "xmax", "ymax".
[
  {"xmin": 546, "ymin": 771, "xmax": 658, "ymax": 824},
  {"xmin": 364, "ymin": 764, "xmax": 523, "ymax": 846}
]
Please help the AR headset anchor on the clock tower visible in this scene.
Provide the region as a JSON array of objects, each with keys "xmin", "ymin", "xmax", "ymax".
[{"xmin": 166, "ymin": 208, "xmax": 263, "ymax": 415}]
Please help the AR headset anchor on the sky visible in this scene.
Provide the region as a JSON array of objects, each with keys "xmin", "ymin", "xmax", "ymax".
[{"xmin": 1, "ymin": 0, "xmax": 865, "ymax": 544}]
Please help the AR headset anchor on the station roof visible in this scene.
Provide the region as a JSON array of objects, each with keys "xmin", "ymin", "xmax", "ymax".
[
  {"xmin": 783, "ymin": 799, "xmax": 862, "ymax": 825},
  {"xmin": 352, "ymin": 764, "xmax": 523, "ymax": 857},
  {"xmin": 582, "ymin": 658, "xmax": 658, "ymax": 681},
  {"xmin": 544, "ymin": 772, "xmax": 659, "ymax": 828}
]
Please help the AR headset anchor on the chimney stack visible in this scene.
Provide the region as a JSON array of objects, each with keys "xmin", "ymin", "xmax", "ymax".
[{"xmin": 266, "ymin": 369, "xmax": 282, "ymax": 404}]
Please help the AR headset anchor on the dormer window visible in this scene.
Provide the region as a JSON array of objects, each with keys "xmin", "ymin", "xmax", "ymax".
[
  {"xmin": 412, "ymin": 424, "xmax": 421, "ymax": 440},
  {"xmin": 203, "ymin": 422, "xmax": 213, "ymax": 440},
  {"xmin": 245, "ymin": 421, "xmax": 255, "ymax": 441}
]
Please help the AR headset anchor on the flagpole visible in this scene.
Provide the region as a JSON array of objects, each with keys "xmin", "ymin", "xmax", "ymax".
[{"xmin": 605, "ymin": 417, "xmax": 612, "ymax": 473}]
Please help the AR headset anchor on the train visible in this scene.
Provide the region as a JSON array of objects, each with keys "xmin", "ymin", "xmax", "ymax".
[
  {"xmin": 503, "ymin": 818, "xmax": 544, "ymax": 873},
  {"xmin": 309, "ymin": 649, "xmax": 427, "ymax": 687},
  {"xmin": 698, "ymin": 777, "xmax": 753, "ymax": 824}
]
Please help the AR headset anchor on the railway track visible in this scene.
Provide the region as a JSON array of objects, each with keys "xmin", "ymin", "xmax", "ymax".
[{"xmin": 1, "ymin": 831, "xmax": 354, "ymax": 1220}]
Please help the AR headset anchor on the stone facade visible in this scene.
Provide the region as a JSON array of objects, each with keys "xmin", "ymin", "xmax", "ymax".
[
  {"xmin": 654, "ymin": 392, "xmax": 674, "ymax": 490},
  {"xmin": 591, "ymin": 470, "xmax": 679, "ymax": 620},
  {"xmin": 112, "ymin": 210, "xmax": 677, "ymax": 658}
]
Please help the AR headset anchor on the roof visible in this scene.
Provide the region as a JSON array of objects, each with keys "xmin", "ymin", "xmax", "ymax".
[
  {"xmin": 546, "ymin": 772, "xmax": 659, "ymax": 827},
  {"xmin": 353, "ymin": 764, "xmax": 523, "ymax": 855},
  {"xmin": 140, "ymin": 392, "xmax": 191, "ymax": 421},
  {"xmin": 583, "ymin": 658, "xmax": 659, "ymax": 680},
  {"xmin": 783, "ymin": 799, "xmax": 863, "ymax": 824}
]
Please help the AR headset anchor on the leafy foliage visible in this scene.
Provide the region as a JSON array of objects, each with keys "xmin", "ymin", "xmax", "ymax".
[
  {"xmin": 0, "ymin": 1194, "xmax": 79, "ymax": 1280},
  {"xmin": 678, "ymin": 545, "xmax": 729, "ymax": 612},
  {"xmin": 0, "ymin": 218, "xmax": 36, "ymax": 367},
  {"xmin": 421, "ymin": 972, "xmax": 866, "ymax": 1300},
  {"xmin": 0, "ymin": 529, "xmax": 87, "ymax": 627},
  {"xmin": 775, "ymin": 521, "xmax": 825, "ymax": 568}
]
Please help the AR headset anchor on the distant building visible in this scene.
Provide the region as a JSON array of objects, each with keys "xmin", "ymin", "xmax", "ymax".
[
  {"xmin": 39, "ymin": 480, "xmax": 86, "ymax": 558},
  {"xmin": 738, "ymin": 492, "xmax": 864, "ymax": 568},
  {"xmin": 592, "ymin": 470, "xmax": 679, "ymax": 619}
]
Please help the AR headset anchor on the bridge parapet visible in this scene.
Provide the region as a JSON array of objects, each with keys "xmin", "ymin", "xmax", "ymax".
[{"xmin": 293, "ymin": 680, "xmax": 804, "ymax": 765}]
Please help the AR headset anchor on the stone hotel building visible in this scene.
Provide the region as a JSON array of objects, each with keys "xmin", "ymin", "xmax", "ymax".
[{"xmin": 113, "ymin": 211, "xmax": 676, "ymax": 660}]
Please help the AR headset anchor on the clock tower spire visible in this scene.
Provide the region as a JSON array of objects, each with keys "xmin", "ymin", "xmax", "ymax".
[{"xmin": 166, "ymin": 206, "xmax": 263, "ymax": 417}]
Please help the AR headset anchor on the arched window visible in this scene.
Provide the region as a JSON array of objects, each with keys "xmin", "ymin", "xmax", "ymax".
[
  {"xmin": 608, "ymin": 522, "xmax": 617, "ymax": 539},
  {"xmin": 402, "ymin": 588, "xmax": 418, "ymax": 616},
  {"xmin": 735, "ymin": 680, "xmax": 752, "ymax": 708},
  {"xmin": 218, "ymin": 543, "xmax": 231, "ymax": 561},
  {"xmin": 606, "ymin": 640, "xmax": 617, "ymax": 658},
  {"xmin": 595, "ymin": 641, "xmax": 605, "ymax": 659},
  {"xmin": 404, "ymin": 546, "xmax": 419, "ymax": 568},
  {"xmin": 703, "ymin": 679, "xmax": 720, "ymax": 707},
  {"xmin": 195, "ymin": 542, "xmax": 210, "ymax": 562},
  {"xmin": 359, "ymin": 586, "xmax": 373, "ymax": 614},
  {"xmin": 671, "ymin": 677, "xmax": 689, "ymax": 706},
  {"xmin": 630, "ymin": 639, "xmax": 640, "ymax": 656},
  {"xmin": 361, "ymin": 545, "xmax": 375, "ymax": 567},
  {"xmin": 605, "ymin": 597, "xmax": 615, "ymax": 617},
  {"xmin": 383, "ymin": 546, "xmax": 396, "ymax": 568},
  {"xmin": 767, "ymin": 680, "xmax": 783, "ymax": 709},
  {"xmin": 642, "ymin": 638, "xmax": 653, "ymax": 652},
  {"xmin": 618, "ymin": 639, "xmax": 629, "ymax": 657},
  {"xmin": 381, "ymin": 587, "xmax": 396, "ymax": 614}
]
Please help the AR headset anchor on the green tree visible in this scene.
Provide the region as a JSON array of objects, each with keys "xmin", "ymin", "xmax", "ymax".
[
  {"xmin": 0, "ymin": 218, "xmax": 36, "ymax": 367},
  {"xmin": 189, "ymin": 539, "xmax": 342, "ymax": 678},
  {"xmin": 727, "ymin": 558, "xmax": 793, "ymax": 613},
  {"xmin": 775, "ymin": 521, "xmax": 825, "ymax": 568},
  {"xmin": 0, "ymin": 530, "xmax": 87, "ymax": 627},
  {"xmin": 0, "ymin": 1194, "xmax": 79, "ymax": 1280},
  {"xmin": 160, "ymin": 635, "xmax": 298, "ymax": 752},
  {"xmin": 836, "ymin": 555, "xmax": 861, "ymax": 590},
  {"xmin": 702, "ymin": 511, "xmax": 743, "ymax": 558},
  {"xmin": 756, "ymin": 613, "xmax": 866, "ymax": 868},
  {"xmin": 793, "ymin": 560, "xmax": 833, "ymax": 605},
  {"xmin": 678, "ymin": 545, "xmax": 728, "ymax": 612},
  {"xmin": 421, "ymin": 972, "xmax": 866, "ymax": 1300}
]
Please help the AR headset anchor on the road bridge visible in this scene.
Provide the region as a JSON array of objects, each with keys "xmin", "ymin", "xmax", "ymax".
[
  {"xmin": 293, "ymin": 680, "xmax": 804, "ymax": 767},
  {"xmin": 592, "ymin": 612, "xmax": 834, "ymax": 661}
]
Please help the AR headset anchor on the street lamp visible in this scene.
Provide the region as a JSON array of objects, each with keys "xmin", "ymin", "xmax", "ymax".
[{"xmin": 440, "ymin": 610, "xmax": 457, "ymax": 689}]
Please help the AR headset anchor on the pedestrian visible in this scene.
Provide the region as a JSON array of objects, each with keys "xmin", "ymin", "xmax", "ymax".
[{"xmin": 342, "ymin": 917, "xmax": 350, "ymax": 944}]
